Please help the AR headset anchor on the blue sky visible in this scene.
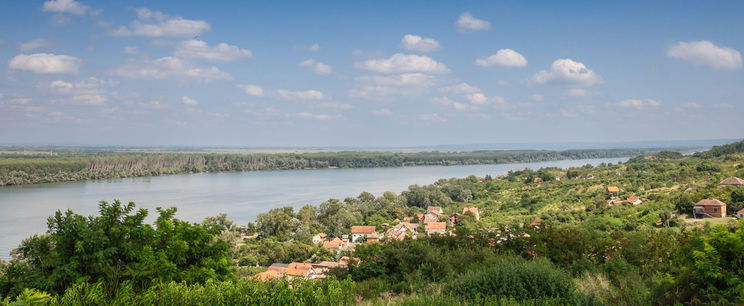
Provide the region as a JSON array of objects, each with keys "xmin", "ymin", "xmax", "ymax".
[{"xmin": 0, "ymin": 0, "xmax": 742, "ymax": 147}]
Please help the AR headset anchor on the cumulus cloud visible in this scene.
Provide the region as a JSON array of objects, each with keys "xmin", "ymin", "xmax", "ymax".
[
  {"xmin": 111, "ymin": 8, "xmax": 210, "ymax": 38},
  {"xmin": 615, "ymin": 99, "xmax": 661, "ymax": 110},
  {"xmin": 275, "ymin": 89, "xmax": 325, "ymax": 100},
  {"xmin": 174, "ymin": 40, "xmax": 251, "ymax": 61},
  {"xmin": 456, "ymin": 12, "xmax": 490, "ymax": 31},
  {"xmin": 463, "ymin": 92, "xmax": 504, "ymax": 104},
  {"xmin": 9, "ymin": 53, "xmax": 80, "ymax": 74},
  {"xmin": 431, "ymin": 96, "xmax": 478, "ymax": 112},
  {"xmin": 475, "ymin": 49, "xmax": 527, "ymax": 67},
  {"xmin": 317, "ymin": 101, "xmax": 352, "ymax": 110},
  {"xmin": 237, "ymin": 84, "xmax": 264, "ymax": 97},
  {"xmin": 531, "ymin": 58, "xmax": 603, "ymax": 86},
  {"xmin": 47, "ymin": 78, "xmax": 111, "ymax": 105},
  {"xmin": 439, "ymin": 82, "xmax": 480, "ymax": 94},
  {"xmin": 139, "ymin": 101, "xmax": 169, "ymax": 109},
  {"xmin": 373, "ymin": 108, "xmax": 393, "ymax": 116},
  {"xmin": 354, "ymin": 53, "xmax": 450, "ymax": 74},
  {"xmin": 401, "ymin": 34, "xmax": 441, "ymax": 53},
  {"xmin": 19, "ymin": 39, "xmax": 49, "ymax": 52},
  {"xmin": 289, "ymin": 112, "xmax": 342, "ymax": 120},
  {"xmin": 357, "ymin": 73, "xmax": 436, "ymax": 87},
  {"xmin": 124, "ymin": 46, "xmax": 139, "ymax": 55},
  {"xmin": 350, "ymin": 73, "xmax": 436, "ymax": 101},
  {"xmin": 181, "ymin": 96, "xmax": 198, "ymax": 105},
  {"xmin": 42, "ymin": 0, "xmax": 89, "ymax": 15},
  {"xmin": 667, "ymin": 40, "xmax": 742, "ymax": 70},
  {"xmin": 298, "ymin": 59, "xmax": 332, "ymax": 75},
  {"xmin": 110, "ymin": 56, "xmax": 232, "ymax": 82},
  {"xmin": 418, "ymin": 113, "xmax": 446, "ymax": 122}
]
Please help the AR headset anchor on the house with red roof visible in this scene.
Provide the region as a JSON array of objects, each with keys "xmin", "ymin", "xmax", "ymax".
[{"xmin": 693, "ymin": 199, "xmax": 727, "ymax": 218}]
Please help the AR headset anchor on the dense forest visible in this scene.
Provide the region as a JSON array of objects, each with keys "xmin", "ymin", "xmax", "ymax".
[
  {"xmin": 0, "ymin": 147, "xmax": 672, "ymax": 186},
  {"xmin": 1, "ymin": 140, "xmax": 743, "ymax": 305}
]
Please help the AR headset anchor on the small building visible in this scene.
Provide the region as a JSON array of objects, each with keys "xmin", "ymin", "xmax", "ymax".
[
  {"xmin": 529, "ymin": 218, "xmax": 542, "ymax": 229},
  {"xmin": 449, "ymin": 213, "xmax": 461, "ymax": 225},
  {"xmin": 386, "ymin": 222, "xmax": 418, "ymax": 241},
  {"xmin": 427, "ymin": 206, "xmax": 443, "ymax": 216},
  {"xmin": 322, "ymin": 237, "xmax": 348, "ymax": 250},
  {"xmin": 286, "ymin": 262, "xmax": 315, "ymax": 279},
  {"xmin": 251, "ymin": 270, "xmax": 283, "ymax": 281},
  {"xmin": 737, "ymin": 208, "xmax": 744, "ymax": 219},
  {"xmin": 462, "ymin": 207, "xmax": 480, "ymax": 221},
  {"xmin": 423, "ymin": 212, "xmax": 440, "ymax": 222},
  {"xmin": 350, "ymin": 226, "xmax": 377, "ymax": 242},
  {"xmin": 338, "ymin": 256, "xmax": 360, "ymax": 266},
  {"xmin": 312, "ymin": 233, "xmax": 327, "ymax": 245},
  {"xmin": 268, "ymin": 263, "xmax": 288, "ymax": 274},
  {"xmin": 608, "ymin": 199, "xmax": 625, "ymax": 206},
  {"xmin": 425, "ymin": 222, "xmax": 447, "ymax": 236},
  {"xmin": 607, "ymin": 186, "xmax": 620, "ymax": 194},
  {"xmin": 532, "ymin": 177, "xmax": 543, "ymax": 183},
  {"xmin": 719, "ymin": 177, "xmax": 744, "ymax": 187},
  {"xmin": 693, "ymin": 199, "xmax": 727, "ymax": 218},
  {"xmin": 366, "ymin": 233, "xmax": 383, "ymax": 243},
  {"xmin": 626, "ymin": 196, "xmax": 643, "ymax": 205}
]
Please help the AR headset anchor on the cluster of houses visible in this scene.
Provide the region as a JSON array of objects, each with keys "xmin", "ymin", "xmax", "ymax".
[
  {"xmin": 251, "ymin": 256, "xmax": 359, "ymax": 281},
  {"xmin": 691, "ymin": 176, "xmax": 744, "ymax": 219},
  {"xmin": 605, "ymin": 186, "xmax": 645, "ymax": 206}
]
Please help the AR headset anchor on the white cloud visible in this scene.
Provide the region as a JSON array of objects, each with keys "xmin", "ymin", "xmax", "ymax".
[
  {"xmin": 439, "ymin": 82, "xmax": 480, "ymax": 94},
  {"xmin": 290, "ymin": 112, "xmax": 342, "ymax": 120},
  {"xmin": 431, "ymin": 96, "xmax": 477, "ymax": 112},
  {"xmin": 683, "ymin": 102, "xmax": 702, "ymax": 109},
  {"xmin": 615, "ymin": 99, "xmax": 661, "ymax": 110},
  {"xmin": 463, "ymin": 92, "xmax": 504, "ymax": 104},
  {"xmin": 401, "ymin": 34, "xmax": 441, "ymax": 53},
  {"xmin": 475, "ymin": 49, "xmax": 527, "ymax": 67},
  {"xmin": 110, "ymin": 57, "xmax": 232, "ymax": 82},
  {"xmin": 299, "ymin": 59, "xmax": 332, "ymax": 75},
  {"xmin": 181, "ymin": 96, "xmax": 198, "ymax": 105},
  {"xmin": 373, "ymin": 108, "xmax": 393, "ymax": 116},
  {"xmin": 667, "ymin": 40, "xmax": 742, "ymax": 70},
  {"xmin": 111, "ymin": 8, "xmax": 210, "ymax": 38},
  {"xmin": 139, "ymin": 101, "xmax": 169, "ymax": 109},
  {"xmin": 69, "ymin": 94, "xmax": 106, "ymax": 105},
  {"xmin": 47, "ymin": 78, "xmax": 111, "ymax": 105},
  {"xmin": 418, "ymin": 113, "xmax": 446, "ymax": 122},
  {"xmin": 354, "ymin": 53, "xmax": 450, "ymax": 74},
  {"xmin": 124, "ymin": 46, "xmax": 138, "ymax": 55},
  {"xmin": 357, "ymin": 73, "xmax": 435, "ymax": 87},
  {"xmin": 275, "ymin": 89, "xmax": 325, "ymax": 100},
  {"xmin": 529, "ymin": 94, "xmax": 545, "ymax": 101},
  {"xmin": 531, "ymin": 58, "xmax": 603, "ymax": 86},
  {"xmin": 174, "ymin": 40, "xmax": 251, "ymax": 61},
  {"xmin": 19, "ymin": 39, "xmax": 49, "ymax": 52},
  {"xmin": 309, "ymin": 43, "xmax": 320, "ymax": 51},
  {"xmin": 9, "ymin": 53, "xmax": 80, "ymax": 74},
  {"xmin": 565, "ymin": 88, "xmax": 590, "ymax": 96},
  {"xmin": 237, "ymin": 84, "xmax": 264, "ymax": 97},
  {"xmin": 456, "ymin": 12, "xmax": 490, "ymax": 31},
  {"xmin": 317, "ymin": 101, "xmax": 352, "ymax": 110},
  {"xmin": 42, "ymin": 0, "xmax": 89, "ymax": 15}
]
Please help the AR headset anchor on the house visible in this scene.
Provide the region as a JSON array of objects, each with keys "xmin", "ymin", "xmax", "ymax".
[
  {"xmin": 427, "ymin": 206, "xmax": 443, "ymax": 216},
  {"xmin": 251, "ymin": 270, "xmax": 283, "ymax": 281},
  {"xmin": 423, "ymin": 212, "xmax": 440, "ymax": 222},
  {"xmin": 311, "ymin": 262, "xmax": 341, "ymax": 276},
  {"xmin": 312, "ymin": 233, "xmax": 327, "ymax": 245},
  {"xmin": 719, "ymin": 177, "xmax": 744, "ymax": 187},
  {"xmin": 268, "ymin": 263, "xmax": 288, "ymax": 274},
  {"xmin": 365, "ymin": 233, "xmax": 384, "ymax": 243},
  {"xmin": 532, "ymin": 177, "xmax": 543, "ymax": 183},
  {"xmin": 462, "ymin": 207, "xmax": 480, "ymax": 221},
  {"xmin": 350, "ymin": 226, "xmax": 377, "ymax": 242},
  {"xmin": 529, "ymin": 218, "xmax": 542, "ymax": 228},
  {"xmin": 607, "ymin": 186, "xmax": 621, "ymax": 194},
  {"xmin": 608, "ymin": 199, "xmax": 625, "ymax": 206},
  {"xmin": 626, "ymin": 196, "xmax": 643, "ymax": 205},
  {"xmin": 338, "ymin": 256, "xmax": 360, "ymax": 266},
  {"xmin": 415, "ymin": 214, "xmax": 425, "ymax": 221},
  {"xmin": 693, "ymin": 199, "xmax": 727, "ymax": 218},
  {"xmin": 737, "ymin": 208, "xmax": 744, "ymax": 219},
  {"xmin": 322, "ymin": 237, "xmax": 348, "ymax": 250},
  {"xmin": 286, "ymin": 262, "xmax": 315, "ymax": 279},
  {"xmin": 386, "ymin": 222, "xmax": 418, "ymax": 241},
  {"xmin": 425, "ymin": 222, "xmax": 447, "ymax": 236}
]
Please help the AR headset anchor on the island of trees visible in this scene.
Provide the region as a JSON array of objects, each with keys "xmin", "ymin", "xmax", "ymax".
[
  {"xmin": 1, "ymin": 140, "xmax": 743, "ymax": 304},
  {"xmin": 0, "ymin": 146, "xmax": 678, "ymax": 186}
]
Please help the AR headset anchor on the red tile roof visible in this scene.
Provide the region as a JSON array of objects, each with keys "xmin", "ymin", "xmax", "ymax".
[
  {"xmin": 351, "ymin": 226, "xmax": 377, "ymax": 234},
  {"xmin": 696, "ymin": 199, "xmax": 726, "ymax": 206},
  {"xmin": 425, "ymin": 222, "xmax": 446, "ymax": 230},
  {"xmin": 286, "ymin": 262, "xmax": 313, "ymax": 277},
  {"xmin": 720, "ymin": 177, "xmax": 744, "ymax": 185}
]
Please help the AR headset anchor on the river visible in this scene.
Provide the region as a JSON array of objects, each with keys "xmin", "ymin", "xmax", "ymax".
[{"xmin": 0, "ymin": 157, "xmax": 627, "ymax": 259}]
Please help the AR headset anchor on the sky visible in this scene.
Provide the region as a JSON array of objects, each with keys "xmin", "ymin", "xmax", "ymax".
[{"xmin": 0, "ymin": 0, "xmax": 742, "ymax": 147}]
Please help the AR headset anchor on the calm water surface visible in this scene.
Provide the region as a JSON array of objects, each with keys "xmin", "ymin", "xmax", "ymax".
[{"xmin": 0, "ymin": 157, "xmax": 627, "ymax": 259}]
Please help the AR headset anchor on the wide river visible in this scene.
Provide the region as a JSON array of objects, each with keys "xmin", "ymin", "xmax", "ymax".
[{"xmin": 0, "ymin": 157, "xmax": 627, "ymax": 259}]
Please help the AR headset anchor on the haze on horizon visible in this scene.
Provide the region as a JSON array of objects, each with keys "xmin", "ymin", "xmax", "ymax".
[{"xmin": 0, "ymin": 0, "xmax": 742, "ymax": 147}]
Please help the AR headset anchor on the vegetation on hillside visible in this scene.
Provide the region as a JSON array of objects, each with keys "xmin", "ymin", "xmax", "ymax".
[{"xmin": 1, "ymin": 140, "xmax": 744, "ymax": 304}]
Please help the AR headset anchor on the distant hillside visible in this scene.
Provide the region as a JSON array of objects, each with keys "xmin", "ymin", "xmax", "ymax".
[{"xmin": 693, "ymin": 139, "xmax": 744, "ymax": 158}]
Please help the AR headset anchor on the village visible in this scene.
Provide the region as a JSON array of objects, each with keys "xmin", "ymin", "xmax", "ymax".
[{"xmin": 252, "ymin": 175, "xmax": 744, "ymax": 281}]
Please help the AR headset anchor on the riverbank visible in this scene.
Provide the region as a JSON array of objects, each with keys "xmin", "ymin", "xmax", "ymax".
[{"xmin": 0, "ymin": 147, "xmax": 682, "ymax": 187}]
